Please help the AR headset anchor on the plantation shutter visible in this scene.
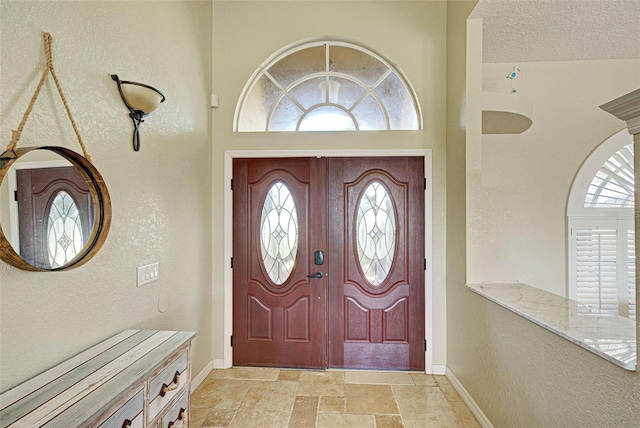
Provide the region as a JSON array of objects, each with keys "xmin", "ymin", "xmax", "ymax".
[
  {"xmin": 570, "ymin": 218, "xmax": 636, "ymax": 319},
  {"xmin": 626, "ymin": 225, "xmax": 636, "ymax": 319},
  {"xmin": 572, "ymin": 220, "xmax": 619, "ymax": 313}
]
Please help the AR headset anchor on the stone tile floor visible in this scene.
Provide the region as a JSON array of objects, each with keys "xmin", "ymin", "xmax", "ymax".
[{"xmin": 190, "ymin": 368, "xmax": 481, "ymax": 427}]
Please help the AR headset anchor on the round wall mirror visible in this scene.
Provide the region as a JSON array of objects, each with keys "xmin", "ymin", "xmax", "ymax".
[{"xmin": 0, "ymin": 147, "xmax": 111, "ymax": 271}]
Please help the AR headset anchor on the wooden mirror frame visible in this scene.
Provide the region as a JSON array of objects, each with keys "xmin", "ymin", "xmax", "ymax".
[{"xmin": 0, "ymin": 146, "xmax": 111, "ymax": 271}]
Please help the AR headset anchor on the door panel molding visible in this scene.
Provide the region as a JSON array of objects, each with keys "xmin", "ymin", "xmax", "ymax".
[
  {"xmin": 223, "ymin": 149, "xmax": 435, "ymax": 372},
  {"xmin": 284, "ymin": 296, "xmax": 310, "ymax": 342},
  {"xmin": 248, "ymin": 295, "xmax": 272, "ymax": 340}
]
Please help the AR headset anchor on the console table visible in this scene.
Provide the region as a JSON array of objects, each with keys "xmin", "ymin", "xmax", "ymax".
[{"xmin": 0, "ymin": 330, "xmax": 196, "ymax": 427}]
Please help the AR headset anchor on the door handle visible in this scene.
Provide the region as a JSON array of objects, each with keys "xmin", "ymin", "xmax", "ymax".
[{"xmin": 307, "ymin": 271, "xmax": 323, "ymax": 279}]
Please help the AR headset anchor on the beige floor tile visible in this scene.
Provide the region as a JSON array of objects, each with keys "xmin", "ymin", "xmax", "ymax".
[
  {"xmin": 375, "ymin": 414, "xmax": 404, "ymax": 428},
  {"xmin": 192, "ymin": 374, "xmax": 218, "ymax": 393},
  {"xmin": 394, "ymin": 384, "xmax": 462, "ymax": 428},
  {"xmin": 190, "ymin": 368, "xmax": 478, "ymax": 428},
  {"xmin": 289, "ymin": 396, "xmax": 319, "ymax": 428},
  {"xmin": 296, "ymin": 371, "xmax": 345, "ymax": 396},
  {"xmin": 189, "ymin": 406, "xmax": 210, "ymax": 428},
  {"xmin": 435, "ymin": 376, "xmax": 463, "ymax": 402},
  {"xmin": 316, "ymin": 413, "xmax": 375, "ymax": 428},
  {"xmin": 449, "ymin": 401, "xmax": 481, "ymax": 428},
  {"xmin": 318, "ymin": 396, "xmax": 345, "ymax": 413},
  {"xmin": 209, "ymin": 367, "xmax": 280, "ymax": 381},
  {"xmin": 200, "ymin": 409, "xmax": 237, "ymax": 428},
  {"xmin": 190, "ymin": 379, "xmax": 254, "ymax": 409},
  {"xmin": 410, "ymin": 372, "xmax": 438, "ymax": 386},
  {"xmin": 402, "ymin": 410, "xmax": 461, "ymax": 428},
  {"xmin": 229, "ymin": 380, "xmax": 298, "ymax": 427},
  {"xmin": 393, "ymin": 384, "xmax": 451, "ymax": 414},
  {"xmin": 345, "ymin": 370, "xmax": 414, "ymax": 385},
  {"xmin": 203, "ymin": 368, "xmax": 237, "ymax": 380},
  {"xmin": 345, "ymin": 384, "xmax": 399, "ymax": 414},
  {"xmin": 278, "ymin": 369, "xmax": 302, "ymax": 381}
]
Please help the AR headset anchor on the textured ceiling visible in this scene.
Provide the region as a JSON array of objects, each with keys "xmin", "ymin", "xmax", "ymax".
[{"xmin": 471, "ymin": 0, "xmax": 640, "ymax": 63}]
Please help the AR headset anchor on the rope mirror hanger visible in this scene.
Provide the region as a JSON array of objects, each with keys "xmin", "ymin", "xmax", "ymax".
[
  {"xmin": 2, "ymin": 33, "xmax": 91, "ymax": 162},
  {"xmin": 0, "ymin": 32, "xmax": 111, "ymax": 271}
]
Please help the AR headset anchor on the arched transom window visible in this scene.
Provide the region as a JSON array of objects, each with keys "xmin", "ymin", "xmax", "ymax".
[{"xmin": 235, "ymin": 39, "xmax": 422, "ymax": 132}]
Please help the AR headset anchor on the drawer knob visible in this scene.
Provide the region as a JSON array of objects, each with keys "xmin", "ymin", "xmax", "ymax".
[
  {"xmin": 121, "ymin": 419, "xmax": 131, "ymax": 428},
  {"xmin": 160, "ymin": 371, "xmax": 181, "ymax": 397}
]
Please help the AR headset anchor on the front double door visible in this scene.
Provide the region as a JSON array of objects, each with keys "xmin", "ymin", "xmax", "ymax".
[{"xmin": 232, "ymin": 157, "xmax": 425, "ymax": 370}]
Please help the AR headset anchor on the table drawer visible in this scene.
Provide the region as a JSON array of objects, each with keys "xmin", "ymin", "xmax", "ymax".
[
  {"xmin": 161, "ymin": 391, "xmax": 188, "ymax": 428},
  {"xmin": 98, "ymin": 389, "xmax": 144, "ymax": 428},
  {"xmin": 148, "ymin": 350, "xmax": 188, "ymax": 422}
]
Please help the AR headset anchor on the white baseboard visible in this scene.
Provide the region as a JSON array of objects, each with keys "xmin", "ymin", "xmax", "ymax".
[
  {"xmin": 212, "ymin": 359, "xmax": 227, "ymax": 369},
  {"xmin": 431, "ymin": 364, "xmax": 447, "ymax": 375},
  {"xmin": 446, "ymin": 367, "xmax": 493, "ymax": 428},
  {"xmin": 190, "ymin": 360, "xmax": 214, "ymax": 393}
]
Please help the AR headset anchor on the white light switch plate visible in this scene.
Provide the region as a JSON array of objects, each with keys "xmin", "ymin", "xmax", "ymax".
[{"xmin": 137, "ymin": 262, "xmax": 159, "ymax": 287}]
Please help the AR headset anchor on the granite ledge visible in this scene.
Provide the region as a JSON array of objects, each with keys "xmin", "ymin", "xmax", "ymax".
[{"xmin": 467, "ymin": 282, "xmax": 637, "ymax": 371}]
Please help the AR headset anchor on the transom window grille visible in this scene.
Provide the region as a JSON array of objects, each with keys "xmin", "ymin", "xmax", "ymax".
[
  {"xmin": 585, "ymin": 143, "xmax": 634, "ymax": 207},
  {"xmin": 355, "ymin": 181, "xmax": 397, "ymax": 286},
  {"xmin": 568, "ymin": 130, "xmax": 635, "ymax": 319},
  {"xmin": 260, "ymin": 181, "xmax": 299, "ymax": 285},
  {"xmin": 47, "ymin": 191, "xmax": 83, "ymax": 268},
  {"xmin": 235, "ymin": 39, "xmax": 422, "ymax": 132}
]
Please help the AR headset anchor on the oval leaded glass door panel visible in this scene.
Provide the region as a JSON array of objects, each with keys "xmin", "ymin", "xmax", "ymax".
[
  {"xmin": 355, "ymin": 180, "xmax": 397, "ymax": 286},
  {"xmin": 46, "ymin": 190, "xmax": 84, "ymax": 268},
  {"xmin": 260, "ymin": 181, "xmax": 299, "ymax": 285}
]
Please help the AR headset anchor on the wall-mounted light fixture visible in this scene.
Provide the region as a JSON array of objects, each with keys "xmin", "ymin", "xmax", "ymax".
[{"xmin": 111, "ymin": 74, "xmax": 165, "ymax": 151}]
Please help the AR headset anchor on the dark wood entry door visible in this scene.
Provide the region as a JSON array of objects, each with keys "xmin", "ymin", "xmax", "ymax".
[
  {"xmin": 233, "ymin": 157, "xmax": 424, "ymax": 370},
  {"xmin": 328, "ymin": 158, "xmax": 425, "ymax": 370},
  {"xmin": 233, "ymin": 158, "xmax": 328, "ymax": 368}
]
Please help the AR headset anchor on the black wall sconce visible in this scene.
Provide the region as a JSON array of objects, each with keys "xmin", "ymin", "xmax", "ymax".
[{"xmin": 111, "ymin": 74, "xmax": 165, "ymax": 151}]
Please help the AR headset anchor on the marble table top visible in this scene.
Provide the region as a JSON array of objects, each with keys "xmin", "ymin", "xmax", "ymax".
[{"xmin": 467, "ymin": 282, "xmax": 637, "ymax": 371}]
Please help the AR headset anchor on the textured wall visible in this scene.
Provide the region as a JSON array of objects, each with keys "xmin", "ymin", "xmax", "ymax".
[
  {"xmin": 0, "ymin": 1, "xmax": 212, "ymax": 391},
  {"xmin": 471, "ymin": 59, "xmax": 640, "ymax": 294},
  {"xmin": 449, "ymin": 287, "xmax": 640, "ymax": 427},
  {"xmin": 212, "ymin": 0, "xmax": 448, "ymax": 367},
  {"xmin": 446, "ymin": 0, "xmax": 475, "ymax": 378},
  {"xmin": 450, "ymin": 13, "xmax": 640, "ymax": 428}
]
